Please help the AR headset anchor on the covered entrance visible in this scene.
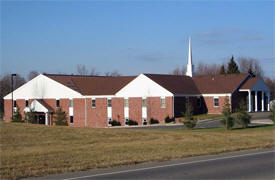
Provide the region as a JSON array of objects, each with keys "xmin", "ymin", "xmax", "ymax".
[
  {"xmin": 239, "ymin": 77, "xmax": 270, "ymax": 112},
  {"xmin": 24, "ymin": 99, "xmax": 54, "ymax": 125}
]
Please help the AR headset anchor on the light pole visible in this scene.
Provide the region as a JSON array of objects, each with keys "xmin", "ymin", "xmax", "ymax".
[{"xmin": 11, "ymin": 74, "xmax": 16, "ymax": 119}]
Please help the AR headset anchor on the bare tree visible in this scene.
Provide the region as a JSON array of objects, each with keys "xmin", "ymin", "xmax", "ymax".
[
  {"xmin": 77, "ymin": 64, "xmax": 89, "ymax": 75},
  {"xmin": 238, "ymin": 57, "xmax": 264, "ymax": 77},
  {"xmin": 90, "ymin": 67, "xmax": 99, "ymax": 76},
  {"xmin": 76, "ymin": 64, "xmax": 99, "ymax": 76},
  {"xmin": 0, "ymin": 74, "xmax": 26, "ymax": 118},
  {"xmin": 105, "ymin": 70, "xmax": 121, "ymax": 77},
  {"xmin": 196, "ymin": 62, "xmax": 221, "ymax": 75},
  {"xmin": 170, "ymin": 66, "xmax": 186, "ymax": 75},
  {"xmin": 28, "ymin": 70, "xmax": 39, "ymax": 81},
  {"xmin": 264, "ymin": 77, "xmax": 275, "ymax": 100}
]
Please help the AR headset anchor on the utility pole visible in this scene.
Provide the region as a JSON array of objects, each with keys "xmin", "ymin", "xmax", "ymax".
[{"xmin": 11, "ymin": 74, "xmax": 16, "ymax": 119}]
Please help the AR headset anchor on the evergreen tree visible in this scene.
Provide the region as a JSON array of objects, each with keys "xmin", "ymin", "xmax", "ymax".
[
  {"xmin": 235, "ymin": 100, "xmax": 251, "ymax": 128},
  {"xmin": 53, "ymin": 107, "xmax": 68, "ymax": 126},
  {"xmin": 219, "ymin": 65, "xmax": 226, "ymax": 74},
  {"xmin": 11, "ymin": 106, "xmax": 23, "ymax": 123},
  {"xmin": 24, "ymin": 110, "xmax": 37, "ymax": 124},
  {"xmin": 220, "ymin": 97, "xmax": 234, "ymax": 130},
  {"xmin": 182, "ymin": 101, "xmax": 197, "ymax": 129},
  {"xmin": 248, "ymin": 64, "xmax": 253, "ymax": 75},
  {"xmin": 227, "ymin": 56, "xmax": 240, "ymax": 74}
]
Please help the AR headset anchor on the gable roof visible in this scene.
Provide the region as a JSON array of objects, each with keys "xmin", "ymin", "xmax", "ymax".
[
  {"xmin": 144, "ymin": 74, "xmax": 200, "ymax": 95},
  {"xmin": 192, "ymin": 73, "xmax": 249, "ymax": 94},
  {"xmin": 239, "ymin": 76, "xmax": 259, "ymax": 89},
  {"xmin": 44, "ymin": 74, "xmax": 136, "ymax": 96}
]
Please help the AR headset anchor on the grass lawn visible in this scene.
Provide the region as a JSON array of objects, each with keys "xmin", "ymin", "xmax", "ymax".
[{"xmin": 0, "ymin": 121, "xmax": 274, "ymax": 180}]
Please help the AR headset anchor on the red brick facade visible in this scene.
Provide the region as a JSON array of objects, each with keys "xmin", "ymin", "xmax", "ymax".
[
  {"xmin": 111, "ymin": 98, "xmax": 125, "ymax": 126},
  {"xmin": 4, "ymin": 95, "xmax": 237, "ymax": 127},
  {"xmin": 129, "ymin": 97, "xmax": 142, "ymax": 125},
  {"xmin": 203, "ymin": 96, "xmax": 228, "ymax": 114},
  {"xmin": 147, "ymin": 97, "xmax": 173, "ymax": 123}
]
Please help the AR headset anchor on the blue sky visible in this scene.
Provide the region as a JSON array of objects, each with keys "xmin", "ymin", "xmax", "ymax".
[{"xmin": 1, "ymin": 1, "xmax": 274, "ymax": 78}]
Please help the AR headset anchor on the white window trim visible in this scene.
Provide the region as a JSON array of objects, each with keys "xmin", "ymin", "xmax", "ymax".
[{"xmin": 213, "ymin": 97, "xmax": 219, "ymax": 107}]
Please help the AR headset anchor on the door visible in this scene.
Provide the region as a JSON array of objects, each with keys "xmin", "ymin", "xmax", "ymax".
[{"xmin": 38, "ymin": 114, "xmax": 45, "ymax": 124}]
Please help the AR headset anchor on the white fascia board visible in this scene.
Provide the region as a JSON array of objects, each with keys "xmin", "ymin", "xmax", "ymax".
[
  {"xmin": 239, "ymin": 89, "xmax": 249, "ymax": 92},
  {"xmin": 84, "ymin": 95, "xmax": 115, "ymax": 98},
  {"xmin": 174, "ymin": 94, "xmax": 201, "ymax": 97},
  {"xmin": 115, "ymin": 74, "xmax": 173, "ymax": 98},
  {"xmin": 4, "ymin": 74, "xmax": 83, "ymax": 100},
  {"xmin": 202, "ymin": 93, "xmax": 231, "ymax": 97}
]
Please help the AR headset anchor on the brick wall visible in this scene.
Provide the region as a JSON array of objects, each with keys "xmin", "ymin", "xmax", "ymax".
[
  {"xmin": 73, "ymin": 98, "xmax": 86, "ymax": 127},
  {"xmin": 112, "ymin": 97, "xmax": 124, "ymax": 126},
  {"xmin": 129, "ymin": 97, "xmax": 142, "ymax": 125},
  {"xmin": 86, "ymin": 98, "xmax": 108, "ymax": 127},
  {"xmin": 147, "ymin": 97, "xmax": 173, "ymax": 123},
  {"xmin": 60, "ymin": 99, "xmax": 70, "ymax": 125},
  {"xmin": 203, "ymin": 96, "xmax": 229, "ymax": 114},
  {"xmin": 4, "ymin": 100, "xmax": 12, "ymax": 122}
]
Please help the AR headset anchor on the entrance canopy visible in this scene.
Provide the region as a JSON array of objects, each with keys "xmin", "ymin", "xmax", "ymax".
[
  {"xmin": 24, "ymin": 99, "xmax": 54, "ymax": 113},
  {"xmin": 239, "ymin": 77, "xmax": 270, "ymax": 112}
]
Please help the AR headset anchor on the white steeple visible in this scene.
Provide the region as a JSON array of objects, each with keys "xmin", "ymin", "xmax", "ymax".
[{"xmin": 186, "ymin": 37, "xmax": 195, "ymax": 77}]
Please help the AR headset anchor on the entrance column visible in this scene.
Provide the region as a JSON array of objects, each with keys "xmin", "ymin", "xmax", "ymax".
[
  {"xmin": 45, "ymin": 112, "xmax": 49, "ymax": 125},
  {"xmin": 248, "ymin": 90, "xmax": 252, "ymax": 112},
  {"xmin": 255, "ymin": 91, "xmax": 258, "ymax": 112},
  {"xmin": 267, "ymin": 92, "xmax": 270, "ymax": 111},
  {"xmin": 261, "ymin": 91, "xmax": 265, "ymax": 111}
]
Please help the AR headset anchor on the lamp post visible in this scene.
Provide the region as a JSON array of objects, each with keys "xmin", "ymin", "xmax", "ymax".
[{"xmin": 11, "ymin": 74, "xmax": 16, "ymax": 119}]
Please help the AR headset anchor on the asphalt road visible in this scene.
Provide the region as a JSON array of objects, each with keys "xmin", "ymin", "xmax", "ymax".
[
  {"xmin": 120, "ymin": 112, "xmax": 271, "ymax": 130},
  {"xmin": 27, "ymin": 148, "xmax": 275, "ymax": 180}
]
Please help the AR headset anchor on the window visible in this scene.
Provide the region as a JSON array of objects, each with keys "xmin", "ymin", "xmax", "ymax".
[
  {"xmin": 56, "ymin": 100, "xmax": 60, "ymax": 107},
  {"xmin": 160, "ymin": 98, "xmax": 166, "ymax": 108},
  {"xmin": 108, "ymin": 99, "xmax": 112, "ymax": 107},
  {"xmin": 70, "ymin": 116, "xmax": 73, "ymax": 123},
  {"xmin": 213, "ymin": 97, "xmax": 219, "ymax": 107},
  {"xmin": 142, "ymin": 99, "xmax": 147, "ymax": 107},
  {"xmin": 69, "ymin": 99, "xmax": 73, "ymax": 107},
  {"xmin": 92, "ymin": 99, "xmax": 96, "ymax": 108},
  {"xmin": 13, "ymin": 100, "xmax": 16, "ymax": 107},
  {"xmin": 25, "ymin": 100, "xmax": 29, "ymax": 107},
  {"xmin": 124, "ymin": 99, "xmax": 128, "ymax": 107},
  {"xmin": 197, "ymin": 97, "xmax": 201, "ymax": 107}
]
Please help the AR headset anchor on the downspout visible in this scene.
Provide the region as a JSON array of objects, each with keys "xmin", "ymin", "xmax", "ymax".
[{"xmin": 84, "ymin": 98, "xmax": 87, "ymax": 127}]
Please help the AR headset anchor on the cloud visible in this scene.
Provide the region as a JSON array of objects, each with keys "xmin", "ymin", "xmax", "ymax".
[
  {"xmin": 196, "ymin": 31, "xmax": 222, "ymax": 37},
  {"xmin": 241, "ymin": 35, "xmax": 264, "ymax": 41},
  {"xmin": 195, "ymin": 27, "xmax": 264, "ymax": 45}
]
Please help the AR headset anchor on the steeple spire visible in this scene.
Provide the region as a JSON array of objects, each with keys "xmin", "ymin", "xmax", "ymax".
[{"xmin": 186, "ymin": 37, "xmax": 195, "ymax": 77}]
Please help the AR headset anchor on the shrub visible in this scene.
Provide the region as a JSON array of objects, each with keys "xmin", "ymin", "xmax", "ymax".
[
  {"xmin": 53, "ymin": 107, "xmax": 68, "ymax": 126},
  {"xmin": 11, "ymin": 106, "xmax": 23, "ymax": 123},
  {"xmin": 111, "ymin": 120, "xmax": 121, "ymax": 126},
  {"xmin": 234, "ymin": 100, "xmax": 251, "ymax": 128},
  {"xmin": 24, "ymin": 111, "xmax": 37, "ymax": 124},
  {"xmin": 128, "ymin": 119, "xmax": 138, "ymax": 126},
  {"xmin": 165, "ymin": 116, "xmax": 175, "ymax": 123},
  {"xmin": 270, "ymin": 103, "xmax": 275, "ymax": 123},
  {"xmin": 182, "ymin": 101, "xmax": 197, "ymax": 129},
  {"xmin": 150, "ymin": 118, "xmax": 159, "ymax": 124},
  {"xmin": 220, "ymin": 97, "xmax": 234, "ymax": 130}
]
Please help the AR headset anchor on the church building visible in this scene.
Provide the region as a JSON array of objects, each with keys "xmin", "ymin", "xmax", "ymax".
[{"xmin": 3, "ymin": 38, "xmax": 271, "ymax": 127}]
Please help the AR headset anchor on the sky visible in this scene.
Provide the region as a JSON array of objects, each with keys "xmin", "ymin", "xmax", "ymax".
[{"xmin": 1, "ymin": 1, "xmax": 274, "ymax": 78}]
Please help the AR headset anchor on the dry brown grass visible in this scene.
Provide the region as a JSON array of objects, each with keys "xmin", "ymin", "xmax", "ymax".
[{"xmin": 0, "ymin": 121, "xmax": 274, "ymax": 180}]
